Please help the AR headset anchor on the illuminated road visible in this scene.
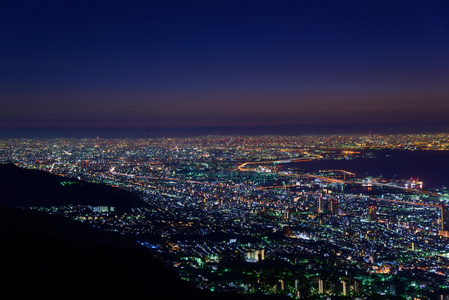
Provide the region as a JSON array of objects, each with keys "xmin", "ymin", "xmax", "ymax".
[
  {"xmin": 111, "ymin": 151, "xmax": 440, "ymax": 201},
  {"xmin": 110, "ymin": 167, "xmax": 228, "ymax": 187},
  {"xmin": 236, "ymin": 156, "xmax": 440, "ymax": 196},
  {"xmin": 355, "ymin": 181, "xmax": 440, "ymax": 197},
  {"xmin": 320, "ymin": 169, "xmax": 356, "ymax": 176},
  {"xmin": 108, "ymin": 166, "xmax": 271, "ymax": 191},
  {"xmin": 237, "ymin": 157, "xmax": 314, "ymax": 172},
  {"xmin": 369, "ymin": 196, "xmax": 440, "ymax": 208},
  {"xmin": 236, "ymin": 156, "xmax": 346, "ymax": 184}
]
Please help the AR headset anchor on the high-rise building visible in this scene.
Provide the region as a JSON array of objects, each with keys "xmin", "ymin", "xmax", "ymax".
[
  {"xmin": 278, "ymin": 279, "xmax": 284, "ymax": 291},
  {"xmin": 318, "ymin": 278, "xmax": 324, "ymax": 294},
  {"xmin": 354, "ymin": 280, "xmax": 362, "ymax": 294},
  {"xmin": 441, "ymin": 205, "xmax": 449, "ymax": 231},
  {"xmin": 318, "ymin": 198, "xmax": 324, "ymax": 213},
  {"xmin": 367, "ymin": 205, "xmax": 377, "ymax": 222},
  {"xmin": 329, "ymin": 198, "xmax": 338, "ymax": 215},
  {"xmin": 246, "ymin": 248, "xmax": 265, "ymax": 262},
  {"xmin": 341, "ymin": 280, "xmax": 349, "ymax": 296}
]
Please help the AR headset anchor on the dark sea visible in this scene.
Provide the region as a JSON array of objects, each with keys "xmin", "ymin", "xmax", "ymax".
[{"xmin": 283, "ymin": 150, "xmax": 449, "ymax": 189}]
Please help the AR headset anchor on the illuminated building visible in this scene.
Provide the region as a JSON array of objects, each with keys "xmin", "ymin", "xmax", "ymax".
[
  {"xmin": 246, "ymin": 248, "xmax": 264, "ymax": 262},
  {"xmin": 441, "ymin": 205, "xmax": 449, "ymax": 231},
  {"xmin": 367, "ymin": 205, "xmax": 377, "ymax": 222},
  {"xmin": 318, "ymin": 198, "xmax": 324, "ymax": 213},
  {"xmin": 277, "ymin": 279, "xmax": 284, "ymax": 291},
  {"xmin": 329, "ymin": 198, "xmax": 338, "ymax": 215},
  {"xmin": 318, "ymin": 278, "xmax": 324, "ymax": 294},
  {"xmin": 354, "ymin": 280, "xmax": 362, "ymax": 294},
  {"xmin": 439, "ymin": 205, "xmax": 449, "ymax": 236},
  {"xmin": 341, "ymin": 280, "xmax": 349, "ymax": 296}
]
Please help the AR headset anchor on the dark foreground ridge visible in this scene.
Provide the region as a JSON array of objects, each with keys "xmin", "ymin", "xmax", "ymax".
[
  {"xmin": 0, "ymin": 207, "xmax": 210, "ymax": 300},
  {"xmin": 0, "ymin": 163, "xmax": 144, "ymax": 211},
  {"xmin": 0, "ymin": 165, "xmax": 273, "ymax": 300},
  {"xmin": 0, "ymin": 163, "xmax": 207, "ymax": 299},
  {"xmin": 0, "ymin": 165, "xmax": 227, "ymax": 300}
]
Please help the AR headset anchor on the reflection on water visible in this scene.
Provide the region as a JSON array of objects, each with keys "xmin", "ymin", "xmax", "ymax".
[{"xmin": 283, "ymin": 150, "xmax": 449, "ymax": 189}]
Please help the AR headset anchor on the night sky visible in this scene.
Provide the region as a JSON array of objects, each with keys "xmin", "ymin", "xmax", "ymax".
[{"xmin": 1, "ymin": 1, "xmax": 449, "ymax": 129}]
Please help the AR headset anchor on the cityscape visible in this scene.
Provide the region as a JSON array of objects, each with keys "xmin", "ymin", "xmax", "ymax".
[
  {"xmin": 2, "ymin": 133, "xmax": 449, "ymax": 299},
  {"xmin": 2, "ymin": 1, "xmax": 449, "ymax": 299}
]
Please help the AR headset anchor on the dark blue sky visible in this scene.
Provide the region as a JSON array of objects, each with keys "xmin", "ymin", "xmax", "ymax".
[{"xmin": 1, "ymin": 0, "xmax": 449, "ymax": 129}]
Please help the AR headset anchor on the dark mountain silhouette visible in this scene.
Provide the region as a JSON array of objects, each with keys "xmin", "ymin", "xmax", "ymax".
[
  {"xmin": 0, "ymin": 163, "xmax": 144, "ymax": 211},
  {"xmin": 0, "ymin": 207, "xmax": 214, "ymax": 300},
  {"xmin": 0, "ymin": 165, "xmax": 251, "ymax": 300}
]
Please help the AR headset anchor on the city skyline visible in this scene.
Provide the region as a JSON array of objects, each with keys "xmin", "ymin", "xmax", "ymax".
[
  {"xmin": 1, "ymin": 1, "xmax": 449, "ymax": 129},
  {"xmin": 3, "ymin": 2, "xmax": 449, "ymax": 297},
  {"xmin": 2, "ymin": 133, "xmax": 449, "ymax": 298}
]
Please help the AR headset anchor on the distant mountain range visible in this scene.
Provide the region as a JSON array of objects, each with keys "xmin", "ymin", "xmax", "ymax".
[{"xmin": 1, "ymin": 119, "xmax": 449, "ymax": 138}]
